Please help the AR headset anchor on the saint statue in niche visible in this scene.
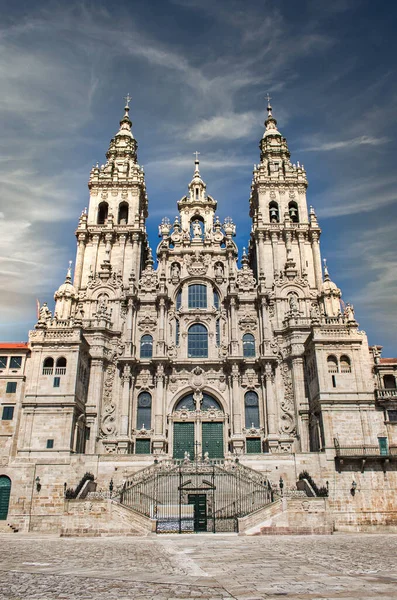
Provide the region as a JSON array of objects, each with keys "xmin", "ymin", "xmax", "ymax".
[{"xmin": 192, "ymin": 220, "xmax": 202, "ymax": 237}]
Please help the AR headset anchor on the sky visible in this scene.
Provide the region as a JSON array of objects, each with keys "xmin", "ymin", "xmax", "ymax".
[{"xmin": 0, "ymin": 0, "xmax": 396, "ymax": 357}]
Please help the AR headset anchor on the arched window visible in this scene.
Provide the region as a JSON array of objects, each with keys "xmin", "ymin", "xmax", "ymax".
[
  {"xmin": 118, "ymin": 202, "xmax": 129, "ymax": 224},
  {"xmin": 175, "ymin": 393, "xmax": 223, "ymax": 412},
  {"xmin": 269, "ymin": 201, "xmax": 279, "ymax": 223},
  {"xmin": 55, "ymin": 357, "xmax": 67, "ymax": 375},
  {"xmin": 243, "ymin": 333, "xmax": 255, "ymax": 358},
  {"xmin": 327, "ymin": 355, "xmax": 338, "ymax": 373},
  {"xmin": 288, "ymin": 201, "xmax": 299, "ymax": 223},
  {"xmin": 188, "ymin": 284, "xmax": 207, "ymax": 309},
  {"xmin": 245, "ymin": 391, "xmax": 260, "ymax": 428},
  {"xmin": 340, "ymin": 355, "xmax": 351, "ymax": 373},
  {"xmin": 188, "ymin": 323, "xmax": 208, "ymax": 358},
  {"xmin": 97, "ymin": 202, "xmax": 108, "ymax": 225},
  {"xmin": 0, "ymin": 476, "xmax": 11, "ymax": 521},
  {"xmin": 43, "ymin": 357, "xmax": 54, "ymax": 375},
  {"xmin": 140, "ymin": 335, "xmax": 153, "ymax": 359},
  {"xmin": 136, "ymin": 392, "xmax": 152, "ymax": 429},
  {"xmin": 383, "ymin": 374, "xmax": 396, "ymax": 389}
]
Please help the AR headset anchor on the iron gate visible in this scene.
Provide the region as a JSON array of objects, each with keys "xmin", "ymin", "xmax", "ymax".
[{"xmin": 119, "ymin": 459, "xmax": 273, "ymax": 533}]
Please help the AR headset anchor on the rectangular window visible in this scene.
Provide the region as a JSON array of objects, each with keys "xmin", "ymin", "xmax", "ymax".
[
  {"xmin": 332, "ymin": 375, "xmax": 336, "ymax": 388},
  {"xmin": 176, "ymin": 290, "xmax": 182, "ymax": 311},
  {"xmin": 175, "ymin": 319, "xmax": 180, "ymax": 346},
  {"xmin": 378, "ymin": 436, "xmax": 388, "ymax": 456},
  {"xmin": 388, "ymin": 410, "xmax": 397, "ymax": 423},
  {"xmin": 46, "ymin": 439, "xmax": 54, "ymax": 449},
  {"xmin": 216, "ymin": 319, "xmax": 220, "ymax": 346},
  {"xmin": 0, "ymin": 356, "xmax": 7, "ymax": 368},
  {"xmin": 188, "ymin": 284, "xmax": 207, "ymax": 309},
  {"xmin": 2, "ymin": 406, "xmax": 14, "ymax": 420},
  {"xmin": 10, "ymin": 356, "xmax": 22, "ymax": 369},
  {"xmin": 135, "ymin": 439, "xmax": 151, "ymax": 454},
  {"xmin": 53, "ymin": 377, "xmax": 60, "ymax": 388},
  {"xmin": 246, "ymin": 438, "xmax": 262, "ymax": 454},
  {"xmin": 6, "ymin": 382, "xmax": 17, "ymax": 393},
  {"xmin": 213, "ymin": 291, "xmax": 219, "ymax": 309}
]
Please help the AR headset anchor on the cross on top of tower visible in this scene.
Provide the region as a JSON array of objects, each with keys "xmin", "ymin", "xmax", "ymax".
[
  {"xmin": 193, "ymin": 150, "xmax": 200, "ymax": 162},
  {"xmin": 124, "ymin": 93, "xmax": 132, "ymax": 107},
  {"xmin": 266, "ymin": 93, "xmax": 272, "ymax": 106}
]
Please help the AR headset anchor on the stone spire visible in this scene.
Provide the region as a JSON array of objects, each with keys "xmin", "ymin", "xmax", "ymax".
[
  {"xmin": 54, "ymin": 261, "xmax": 78, "ymax": 320},
  {"xmin": 259, "ymin": 95, "xmax": 291, "ymax": 164},
  {"xmin": 321, "ymin": 258, "xmax": 342, "ymax": 317},
  {"xmin": 105, "ymin": 95, "xmax": 138, "ymax": 164},
  {"xmin": 188, "ymin": 152, "xmax": 207, "ymax": 202}
]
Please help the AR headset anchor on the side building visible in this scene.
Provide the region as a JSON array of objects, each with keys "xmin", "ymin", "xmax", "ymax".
[{"xmin": 1, "ymin": 100, "xmax": 396, "ymax": 533}]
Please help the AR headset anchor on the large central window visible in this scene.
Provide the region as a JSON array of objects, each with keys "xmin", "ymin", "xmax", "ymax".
[
  {"xmin": 188, "ymin": 284, "xmax": 207, "ymax": 309},
  {"xmin": 188, "ymin": 323, "xmax": 208, "ymax": 358}
]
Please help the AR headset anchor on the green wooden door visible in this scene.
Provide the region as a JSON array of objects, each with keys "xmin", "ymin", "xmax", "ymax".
[
  {"xmin": 202, "ymin": 422, "xmax": 224, "ymax": 459},
  {"xmin": 0, "ymin": 476, "xmax": 11, "ymax": 520},
  {"xmin": 188, "ymin": 494, "xmax": 207, "ymax": 532},
  {"xmin": 173, "ymin": 422, "xmax": 194, "ymax": 459},
  {"xmin": 379, "ymin": 437, "xmax": 389, "ymax": 456}
]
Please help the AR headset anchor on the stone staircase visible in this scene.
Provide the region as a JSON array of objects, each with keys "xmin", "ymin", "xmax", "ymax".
[
  {"xmin": 0, "ymin": 522, "xmax": 19, "ymax": 534},
  {"xmin": 60, "ymin": 498, "xmax": 154, "ymax": 537},
  {"xmin": 238, "ymin": 496, "xmax": 333, "ymax": 535}
]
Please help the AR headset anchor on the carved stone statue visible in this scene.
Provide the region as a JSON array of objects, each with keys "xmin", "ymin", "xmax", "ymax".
[
  {"xmin": 289, "ymin": 294, "xmax": 299, "ymax": 313},
  {"xmin": 345, "ymin": 302, "xmax": 355, "ymax": 322},
  {"xmin": 192, "ymin": 220, "xmax": 202, "ymax": 237},
  {"xmin": 39, "ymin": 302, "xmax": 52, "ymax": 323}
]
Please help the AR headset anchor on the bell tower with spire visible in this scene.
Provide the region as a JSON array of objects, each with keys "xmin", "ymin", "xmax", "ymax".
[
  {"xmin": 74, "ymin": 96, "xmax": 149, "ymax": 293},
  {"xmin": 249, "ymin": 96, "xmax": 323, "ymax": 292}
]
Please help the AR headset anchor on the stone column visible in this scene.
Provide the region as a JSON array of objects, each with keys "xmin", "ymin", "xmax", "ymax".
[
  {"xmin": 311, "ymin": 231, "xmax": 322, "ymax": 290},
  {"xmin": 270, "ymin": 232, "xmax": 279, "ymax": 276},
  {"xmin": 73, "ymin": 233, "xmax": 87, "ymax": 289},
  {"xmin": 85, "ymin": 358, "xmax": 104, "ymax": 454},
  {"xmin": 91, "ymin": 233, "xmax": 100, "ymax": 274},
  {"xmin": 118, "ymin": 233, "xmax": 127, "ymax": 281},
  {"xmin": 297, "ymin": 232, "xmax": 306, "ymax": 276},
  {"xmin": 291, "ymin": 356, "xmax": 306, "ymax": 452},
  {"xmin": 125, "ymin": 299, "xmax": 134, "ymax": 357},
  {"xmin": 264, "ymin": 362, "xmax": 277, "ymax": 437},
  {"xmin": 120, "ymin": 364, "xmax": 132, "ymax": 436},
  {"xmin": 230, "ymin": 363, "xmax": 244, "ymax": 453},
  {"xmin": 154, "ymin": 364, "xmax": 165, "ymax": 437},
  {"xmin": 229, "ymin": 297, "xmax": 238, "ymax": 355},
  {"xmin": 231, "ymin": 363, "xmax": 242, "ymax": 435}
]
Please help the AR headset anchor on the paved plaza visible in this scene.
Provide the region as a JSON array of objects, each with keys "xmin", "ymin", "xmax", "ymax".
[{"xmin": 0, "ymin": 533, "xmax": 397, "ymax": 599}]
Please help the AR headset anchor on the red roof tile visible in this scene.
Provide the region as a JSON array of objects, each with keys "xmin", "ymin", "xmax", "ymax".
[
  {"xmin": 0, "ymin": 343, "xmax": 29, "ymax": 349},
  {"xmin": 379, "ymin": 358, "xmax": 397, "ymax": 364}
]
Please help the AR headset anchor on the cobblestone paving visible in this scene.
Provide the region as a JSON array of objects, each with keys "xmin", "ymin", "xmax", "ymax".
[{"xmin": 0, "ymin": 534, "xmax": 397, "ymax": 599}]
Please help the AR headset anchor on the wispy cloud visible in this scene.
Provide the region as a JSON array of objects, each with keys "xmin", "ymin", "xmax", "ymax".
[
  {"xmin": 301, "ymin": 135, "xmax": 390, "ymax": 152},
  {"xmin": 315, "ymin": 176, "xmax": 397, "ymax": 218}
]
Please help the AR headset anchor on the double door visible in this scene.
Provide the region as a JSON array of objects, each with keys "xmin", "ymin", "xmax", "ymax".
[{"xmin": 173, "ymin": 422, "xmax": 223, "ymax": 459}]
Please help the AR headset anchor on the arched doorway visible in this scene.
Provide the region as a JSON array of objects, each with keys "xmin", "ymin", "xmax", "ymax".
[
  {"xmin": 172, "ymin": 392, "xmax": 225, "ymax": 460},
  {"xmin": 0, "ymin": 476, "xmax": 11, "ymax": 520}
]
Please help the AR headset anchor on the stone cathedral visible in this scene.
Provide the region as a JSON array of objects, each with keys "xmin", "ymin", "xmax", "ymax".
[{"xmin": 0, "ymin": 99, "xmax": 396, "ymax": 534}]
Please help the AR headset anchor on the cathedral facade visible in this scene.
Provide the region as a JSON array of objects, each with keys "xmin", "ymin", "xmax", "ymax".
[{"xmin": 0, "ymin": 99, "xmax": 396, "ymax": 532}]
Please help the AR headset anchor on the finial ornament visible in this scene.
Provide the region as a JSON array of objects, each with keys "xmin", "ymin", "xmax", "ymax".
[
  {"xmin": 266, "ymin": 93, "xmax": 272, "ymax": 106},
  {"xmin": 193, "ymin": 150, "xmax": 200, "ymax": 162},
  {"xmin": 66, "ymin": 260, "xmax": 73, "ymax": 281},
  {"xmin": 124, "ymin": 93, "xmax": 132, "ymax": 107}
]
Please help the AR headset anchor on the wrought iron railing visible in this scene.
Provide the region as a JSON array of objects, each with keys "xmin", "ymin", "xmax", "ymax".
[
  {"xmin": 334, "ymin": 438, "xmax": 397, "ymax": 458},
  {"xmin": 118, "ymin": 458, "xmax": 274, "ymax": 533}
]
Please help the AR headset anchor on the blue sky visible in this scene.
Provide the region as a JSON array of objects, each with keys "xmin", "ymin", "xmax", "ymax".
[{"xmin": 0, "ymin": 0, "xmax": 396, "ymax": 357}]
